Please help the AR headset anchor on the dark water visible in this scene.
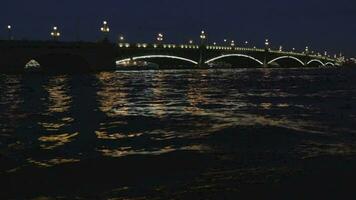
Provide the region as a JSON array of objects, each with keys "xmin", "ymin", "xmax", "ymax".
[{"xmin": 1, "ymin": 68, "xmax": 356, "ymax": 199}]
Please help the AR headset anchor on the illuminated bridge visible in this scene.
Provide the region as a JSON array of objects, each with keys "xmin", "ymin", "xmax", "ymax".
[{"xmin": 0, "ymin": 40, "xmax": 341, "ymax": 73}]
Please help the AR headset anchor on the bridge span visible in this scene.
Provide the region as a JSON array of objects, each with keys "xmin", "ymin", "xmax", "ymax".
[{"xmin": 0, "ymin": 40, "xmax": 340, "ymax": 73}]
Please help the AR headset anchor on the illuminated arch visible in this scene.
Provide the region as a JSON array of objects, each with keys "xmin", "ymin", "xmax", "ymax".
[
  {"xmin": 324, "ymin": 62, "xmax": 335, "ymax": 67},
  {"xmin": 116, "ymin": 55, "xmax": 198, "ymax": 65},
  {"xmin": 205, "ymin": 54, "xmax": 264, "ymax": 65},
  {"xmin": 307, "ymin": 59, "xmax": 325, "ymax": 66},
  {"xmin": 268, "ymin": 56, "xmax": 305, "ymax": 66}
]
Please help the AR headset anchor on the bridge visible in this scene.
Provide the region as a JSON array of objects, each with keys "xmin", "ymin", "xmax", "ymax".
[{"xmin": 0, "ymin": 40, "xmax": 341, "ymax": 73}]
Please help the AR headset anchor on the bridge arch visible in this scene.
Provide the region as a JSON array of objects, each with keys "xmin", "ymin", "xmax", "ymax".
[
  {"xmin": 324, "ymin": 62, "xmax": 335, "ymax": 67},
  {"xmin": 205, "ymin": 54, "xmax": 264, "ymax": 65},
  {"xmin": 116, "ymin": 55, "xmax": 198, "ymax": 65},
  {"xmin": 268, "ymin": 56, "xmax": 305, "ymax": 66},
  {"xmin": 307, "ymin": 59, "xmax": 325, "ymax": 67}
]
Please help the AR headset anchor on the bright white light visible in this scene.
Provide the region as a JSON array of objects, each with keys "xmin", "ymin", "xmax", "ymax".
[
  {"xmin": 205, "ymin": 54, "xmax": 264, "ymax": 65},
  {"xmin": 307, "ymin": 59, "xmax": 325, "ymax": 66},
  {"xmin": 265, "ymin": 39, "xmax": 269, "ymax": 46},
  {"xmin": 7, "ymin": 25, "xmax": 11, "ymax": 29},
  {"xmin": 116, "ymin": 55, "xmax": 198, "ymax": 65},
  {"xmin": 268, "ymin": 56, "xmax": 305, "ymax": 66}
]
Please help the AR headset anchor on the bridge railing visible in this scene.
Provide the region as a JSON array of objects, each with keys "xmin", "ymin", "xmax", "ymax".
[{"xmin": 117, "ymin": 42, "xmax": 338, "ymax": 63}]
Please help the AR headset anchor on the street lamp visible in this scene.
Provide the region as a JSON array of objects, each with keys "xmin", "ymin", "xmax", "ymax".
[
  {"xmin": 100, "ymin": 21, "xmax": 110, "ymax": 40},
  {"xmin": 230, "ymin": 40, "xmax": 235, "ymax": 47},
  {"xmin": 279, "ymin": 45, "xmax": 283, "ymax": 52},
  {"xmin": 265, "ymin": 39, "xmax": 270, "ymax": 50},
  {"xmin": 157, "ymin": 33, "xmax": 164, "ymax": 44},
  {"xmin": 189, "ymin": 39, "xmax": 193, "ymax": 44},
  {"xmin": 245, "ymin": 41, "xmax": 249, "ymax": 46},
  {"xmin": 200, "ymin": 30, "xmax": 206, "ymax": 45},
  {"xmin": 50, "ymin": 26, "xmax": 61, "ymax": 41},
  {"xmin": 305, "ymin": 46, "xmax": 309, "ymax": 54},
  {"xmin": 118, "ymin": 34, "xmax": 125, "ymax": 42},
  {"xmin": 7, "ymin": 25, "xmax": 13, "ymax": 40}
]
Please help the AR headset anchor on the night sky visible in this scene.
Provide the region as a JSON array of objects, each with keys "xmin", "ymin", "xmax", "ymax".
[{"xmin": 1, "ymin": 0, "xmax": 356, "ymax": 56}]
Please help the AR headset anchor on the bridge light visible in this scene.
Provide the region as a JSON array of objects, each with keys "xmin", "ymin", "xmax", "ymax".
[
  {"xmin": 231, "ymin": 40, "xmax": 235, "ymax": 47},
  {"xmin": 51, "ymin": 26, "xmax": 61, "ymax": 41},
  {"xmin": 6, "ymin": 25, "xmax": 13, "ymax": 40},
  {"xmin": 156, "ymin": 33, "xmax": 164, "ymax": 43},
  {"xmin": 305, "ymin": 46, "xmax": 309, "ymax": 54},
  {"xmin": 100, "ymin": 20, "xmax": 110, "ymax": 41},
  {"xmin": 245, "ymin": 41, "xmax": 249, "ymax": 46},
  {"xmin": 265, "ymin": 39, "xmax": 269, "ymax": 46},
  {"xmin": 200, "ymin": 30, "xmax": 206, "ymax": 40},
  {"xmin": 279, "ymin": 46, "xmax": 283, "ymax": 52},
  {"xmin": 118, "ymin": 34, "xmax": 125, "ymax": 42},
  {"xmin": 189, "ymin": 39, "xmax": 193, "ymax": 44}
]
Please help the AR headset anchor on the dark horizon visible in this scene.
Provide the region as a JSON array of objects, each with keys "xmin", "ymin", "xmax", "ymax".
[{"xmin": 1, "ymin": 0, "xmax": 356, "ymax": 57}]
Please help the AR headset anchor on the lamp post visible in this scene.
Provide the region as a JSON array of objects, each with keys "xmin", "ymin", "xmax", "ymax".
[
  {"xmin": 7, "ymin": 25, "xmax": 13, "ymax": 40},
  {"xmin": 50, "ymin": 26, "xmax": 61, "ymax": 41},
  {"xmin": 200, "ymin": 30, "xmax": 206, "ymax": 45},
  {"xmin": 100, "ymin": 21, "xmax": 110, "ymax": 40},
  {"xmin": 245, "ymin": 41, "xmax": 249, "ymax": 47},
  {"xmin": 305, "ymin": 46, "xmax": 309, "ymax": 55},
  {"xmin": 199, "ymin": 30, "xmax": 207, "ymax": 67},
  {"xmin": 264, "ymin": 39, "xmax": 270, "ymax": 66},
  {"xmin": 230, "ymin": 40, "xmax": 235, "ymax": 47},
  {"xmin": 118, "ymin": 34, "xmax": 125, "ymax": 43},
  {"xmin": 156, "ymin": 33, "xmax": 164, "ymax": 44},
  {"xmin": 223, "ymin": 39, "xmax": 228, "ymax": 46}
]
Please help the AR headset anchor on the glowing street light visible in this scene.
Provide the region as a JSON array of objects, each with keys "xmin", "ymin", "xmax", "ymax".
[
  {"xmin": 200, "ymin": 30, "xmax": 206, "ymax": 39},
  {"xmin": 7, "ymin": 25, "xmax": 13, "ymax": 40},
  {"xmin": 189, "ymin": 39, "xmax": 194, "ymax": 44},
  {"xmin": 305, "ymin": 46, "xmax": 309, "ymax": 54},
  {"xmin": 200, "ymin": 30, "xmax": 207, "ymax": 46},
  {"xmin": 279, "ymin": 45, "xmax": 283, "ymax": 52},
  {"xmin": 118, "ymin": 34, "xmax": 125, "ymax": 44},
  {"xmin": 264, "ymin": 39, "xmax": 270, "ymax": 52},
  {"xmin": 100, "ymin": 21, "xmax": 110, "ymax": 40},
  {"xmin": 244, "ymin": 41, "xmax": 249, "ymax": 46},
  {"xmin": 265, "ymin": 39, "xmax": 270, "ymax": 47},
  {"xmin": 50, "ymin": 26, "xmax": 61, "ymax": 41},
  {"xmin": 157, "ymin": 33, "xmax": 164, "ymax": 43},
  {"xmin": 230, "ymin": 40, "xmax": 235, "ymax": 47}
]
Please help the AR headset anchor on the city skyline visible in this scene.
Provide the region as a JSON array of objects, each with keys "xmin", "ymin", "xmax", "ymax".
[{"xmin": 1, "ymin": 0, "xmax": 356, "ymax": 56}]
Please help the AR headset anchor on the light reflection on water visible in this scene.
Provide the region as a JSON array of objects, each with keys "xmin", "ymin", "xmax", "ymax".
[{"xmin": 1, "ymin": 68, "xmax": 356, "ymax": 198}]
